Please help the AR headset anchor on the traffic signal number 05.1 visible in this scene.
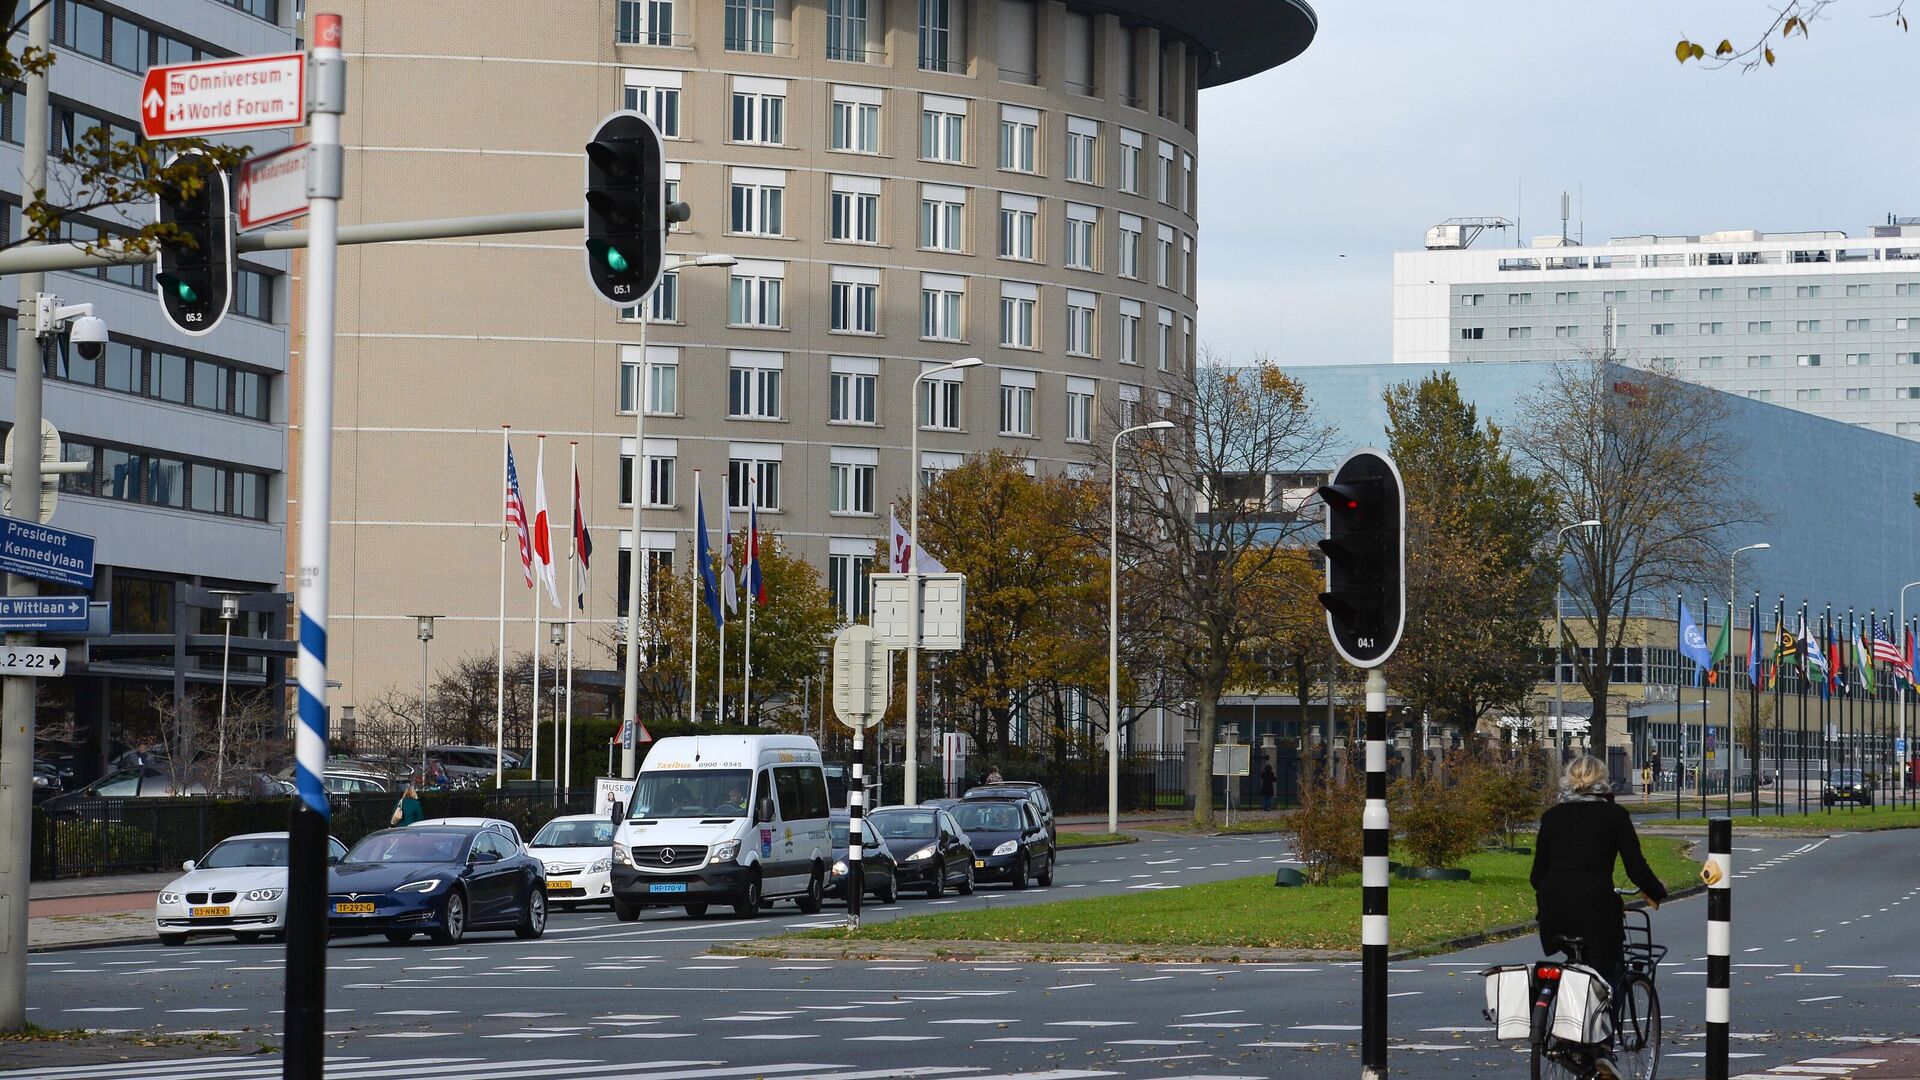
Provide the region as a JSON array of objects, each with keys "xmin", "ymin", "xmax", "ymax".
[{"xmin": 583, "ymin": 110, "xmax": 690, "ymax": 307}]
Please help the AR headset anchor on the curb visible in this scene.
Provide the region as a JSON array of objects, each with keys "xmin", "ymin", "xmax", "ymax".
[
  {"xmin": 1402, "ymin": 883, "xmax": 1708, "ymax": 958},
  {"xmin": 708, "ymin": 938, "xmax": 1357, "ymax": 965},
  {"xmin": 29, "ymin": 932, "xmax": 156, "ymax": 953},
  {"xmin": 1056, "ymin": 838, "xmax": 1137, "ymax": 851}
]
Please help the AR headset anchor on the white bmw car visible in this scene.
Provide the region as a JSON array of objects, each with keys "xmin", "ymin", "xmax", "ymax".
[
  {"xmin": 527, "ymin": 814, "xmax": 616, "ymax": 909},
  {"xmin": 155, "ymin": 831, "xmax": 348, "ymax": 946}
]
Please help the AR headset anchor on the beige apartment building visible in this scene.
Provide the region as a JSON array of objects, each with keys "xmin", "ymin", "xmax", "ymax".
[{"xmin": 300, "ymin": 0, "xmax": 1316, "ymax": 715}]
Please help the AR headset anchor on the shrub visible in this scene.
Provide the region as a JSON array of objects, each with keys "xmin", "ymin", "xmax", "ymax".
[
  {"xmin": 1290, "ymin": 773, "xmax": 1364, "ymax": 884},
  {"xmin": 1467, "ymin": 753, "xmax": 1551, "ymax": 848},
  {"xmin": 1394, "ymin": 771, "xmax": 1489, "ymax": 869}
]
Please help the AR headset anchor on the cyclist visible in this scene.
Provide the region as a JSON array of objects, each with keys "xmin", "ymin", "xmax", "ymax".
[{"xmin": 1532, "ymin": 754, "xmax": 1669, "ymax": 1077}]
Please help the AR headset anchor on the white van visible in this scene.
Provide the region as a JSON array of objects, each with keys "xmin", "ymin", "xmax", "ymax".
[{"xmin": 609, "ymin": 735, "xmax": 833, "ymax": 920}]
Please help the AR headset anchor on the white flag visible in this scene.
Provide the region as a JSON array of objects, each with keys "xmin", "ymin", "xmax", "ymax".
[
  {"xmin": 531, "ymin": 441, "xmax": 562, "ymax": 608},
  {"xmin": 720, "ymin": 495, "xmax": 739, "ymax": 614},
  {"xmin": 889, "ymin": 504, "xmax": 946, "ymax": 574}
]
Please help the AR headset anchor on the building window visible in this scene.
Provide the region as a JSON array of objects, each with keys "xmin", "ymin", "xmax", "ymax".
[
  {"xmin": 729, "ymin": 170, "xmax": 785, "ymax": 236},
  {"xmin": 1181, "ymin": 235, "xmax": 1193, "ymax": 295},
  {"xmin": 1182, "ymin": 152, "xmax": 1194, "ymax": 212},
  {"xmin": 729, "ymin": 265, "xmax": 784, "ymax": 328},
  {"xmin": 1796, "ymin": 354, "xmax": 1821, "ymax": 367},
  {"xmin": 921, "ymin": 371, "xmax": 962, "ymax": 430},
  {"xmin": 1460, "ymin": 327, "xmax": 1484, "ymax": 340},
  {"xmin": 1699, "ymin": 322, "xmax": 1723, "ymax": 334},
  {"xmin": 1065, "ymin": 378, "xmax": 1095, "ymax": 443},
  {"xmin": 1846, "ymin": 387, "xmax": 1872, "ymax": 401},
  {"xmin": 619, "ymin": 346, "xmax": 679, "ymax": 415},
  {"xmin": 999, "ymin": 371, "xmax": 1035, "ymax": 436},
  {"xmin": 830, "ymin": 269, "xmax": 879, "ymax": 334},
  {"xmin": 831, "ymin": 90, "xmax": 882, "ymax": 153},
  {"xmin": 231, "ymin": 267, "xmax": 275, "ymax": 322},
  {"xmin": 1796, "ymin": 388, "xmax": 1822, "ymax": 401},
  {"xmin": 921, "ymin": 274, "xmax": 964, "ymax": 340},
  {"xmin": 1748, "ymin": 286, "xmax": 1772, "ymax": 299},
  {"xmin": 917, "ymin": 0, "xmax": 954, "ymax": 72},
  {"xmin": 620, "ymin": 269, "xmax": 679, "ymax": 323},
  {"xmin": 1000, "ymin": 284, "xmax": 1037, "ymax": 349},
  {"xmin": 1117, "ymin": 215, "xmax": 1141, "ymax": 279},
  {"xmin": 1118, "ymin": 301, "xmax": 1140, "ymax": 364},
  {"xmin": 828, "ymin": 546, "xmax": 874, "ymax": 619},
  {"xmin": 920, "ymin": 184, "xmax": 965, "ymax": 251},
  {"xmin": 1065, "ymin": 118, "xmax": 1098, "ymax": 183},
  {"xmin": 725, "ymin": 0, "xmax": 775, "ymax": 53},
  {"xmin": 830, "ymin": 179, "xmax": 880, "ymax": 244},
  {"xmin": 1748, "ymin": 321, "xmax": 1772, "ymax": 333},
  {"xmin": 1797, "ymin": 320, "xmax": 1821, "ymax": 332},
  {"xmin": 1064, "ymin": 204, "xmax": 1096, "ymax": 270},
  {"xmin": 1846, "ymin": 352, "xmax": 1871, "ymax": 366},
  {"xmin": 1555, "ymin": 325, "xmax": 1577, "ymax": 338},
  {"xmin": 727, "ymin": 450, "xmax": 781, "ymax": 510},
  {"xmin": 1066, "ymin": 291, "xmax": 1096, "ymax": 356},
  {"xmin": 1746, "ymin": 355, "xmax": 1772, "ymax": 367},
  {"xmin": 1699, "ymin": 287, "xmax": 1723, "ymax": 300},
  {"xmin": 1902, "ymin": 319, "xmax": 1919, "ymax": 331},
  {"xmin": 830, "ymin": 357, "xmax": 878, "ymax": 425},
  {"xmin": 1156, "ymin": 140, "xmax": 1175, "ymax": 203},
  {"xmin": 998, "ymin": 195, "xmax": 1037, "ymax": 260},
  {"xmin": 1648, "ymin": 288, "xmax": 1672, "ymax": 302},
  {"xmin": 1700, "ymin": 355, "xmax": 1725, "ymax": 369},
  {"xmin": 830, "ymin": 450, "xmax": 877, "ymax": 515},
  {"xmin": 1153, "ymin": 224, "xmax": 1174, "ymax": 287},
  {"xmin": 1747, "ymin": 389, "xmax": 1772, "ymax": 401},
  {"xmin": 921, "ymin": 95, "xmax": 966, "ymax": 162},
  {"xmin": 621, "ymin": 72, "xmax": 681, "ymax": 136},
  {"xmin": 727, "ymin": 353, "xmax": 783, "ymax": 419},
  {"xmin": 620, "ymin": 441, "xmax": 677, "ymax": 509},
  {"xmin": 1460, "ymin": 293, "xmax": 1484, "ymax": 306},
  {"xmin": 1846, "ymin": 318, "xmax": 1870, "ymax": 332},
  {"xmin": 730, "ymin": 82, "xmax": 785, "ymax": 144},
  {"xmin": 616, "ymin": 0, "xmax": 676, "ymax": 45},
  {"xmin": 825, "ymin": 0, "xmax": 870, "ymax": 60},
  {"xmin": 1509, "ymin": 292, "xmax": 1533, "ymax": 305},
  {"xmin": 1649, "ymin": 323, "xmax": 1673, "ymax": 336},
  {"xmin": 1555, "ymin": 291, "xmax": 1579, "ymax": 303},
  {"xmin": 1156, "ymin": 308, "xmax": 1173, "ymax": 370},
  {"xmin": 1797, "ymin": 285, "xmax": 1821, "ymax": 298},
  {"xmin": 999, "ymin": 106, "xmax": 1038, "ymax": 172},
  {"xmin": 1118, "ymin": 129, "xmax": 1142, "ymax": 193},
  {"xmin": 1507, "ymin": 326, "xmax": 1532, "ymax": 339}
]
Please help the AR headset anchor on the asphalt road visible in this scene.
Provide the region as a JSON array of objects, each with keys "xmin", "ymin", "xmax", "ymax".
[{"xmin": 9, "ymin": 827, "xmax": 1919, "ymax": 1080}]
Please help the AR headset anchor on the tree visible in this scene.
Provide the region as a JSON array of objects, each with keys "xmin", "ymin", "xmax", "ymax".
[
  {"xmin": 1116, "ymin": 356, "xmax": 1335, "ymax": 824},
  {"xmin": 1673, "ymin": 2, "xmax": 1907, "ymax": 71},
  {"xmin": 1511, "ymin": 359, "xmax": 1748, "ymax": 751},
  {"xmin": 1385, "ymin": 372, "xmax": 1557, "ymax": 734}
]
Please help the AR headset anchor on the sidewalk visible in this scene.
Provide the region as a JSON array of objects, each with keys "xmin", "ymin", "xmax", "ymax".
[{"xmin": 27, "ymin": 870, "xmax": 173, "ymax": 952}]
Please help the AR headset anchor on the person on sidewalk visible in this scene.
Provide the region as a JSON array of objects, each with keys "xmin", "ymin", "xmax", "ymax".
[
  {"xmin": 1259, "ymin": 764, "xmax": 1277, "ymax": 812},
  {"xmin": 390, "ymin": 781, "xmax": 424, "ymax": 827},
  {"xmin": 984, "ymin": 765, "xmax": 1004, "ymax": 784}
]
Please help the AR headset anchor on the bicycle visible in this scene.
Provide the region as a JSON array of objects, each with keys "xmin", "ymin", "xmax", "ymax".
[{"xmin": 1487, "ymin": 890, "xmax": 1664, "ymax": 1080}]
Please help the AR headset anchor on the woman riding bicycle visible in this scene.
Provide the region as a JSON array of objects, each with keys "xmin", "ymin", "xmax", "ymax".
[{"xmin": 1532, "ymin": 755, "xmax": 1669, "ymax": 1074}]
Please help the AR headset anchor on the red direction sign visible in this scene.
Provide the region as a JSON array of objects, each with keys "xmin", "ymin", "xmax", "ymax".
[
  {"xmin": 140, "ymin": 53, "xmax": 305, "ymax": 140},
  {"xmin": 237, "ymin": 143, "xmax": 308, "ymax": 231}
]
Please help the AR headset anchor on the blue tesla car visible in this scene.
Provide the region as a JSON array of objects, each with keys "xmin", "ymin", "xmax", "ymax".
[{"xmin": 326, "ymin": 825, "xmax": 546, "ymax": 944}]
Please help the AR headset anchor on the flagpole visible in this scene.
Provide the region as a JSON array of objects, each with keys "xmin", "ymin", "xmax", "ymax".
[
  {"xmin": 690, "ymin": 470, "xmax": 701, "ymax": 727},
  {"xmin": 497, "ymin": 426, "xmax": 511, "ymax": 789},
  {"xmin": 1748, "ymin": 592, "xmax": 1760, "ymax": 817},
  {"xmin": 745, "ymin": 478, "xmax": 756, "ymax": 724},
  {"xmin": 564, "ymin": 441, "xmax": 578, "ymax": 803},
  {"xmin": 531, "ymin": 435, "xmax": 547, "ymax": 785},
  {"xmin": 1675, "ymin": 593, "xmax": 1683, "ymax": 821},
  {"xmin": 1722, "ymin": 594, "xmax": 1732, "ymax": 816},
  {"xmin": 1698, "ymin": 594, "xmax": 1708, "ymax": 819}
]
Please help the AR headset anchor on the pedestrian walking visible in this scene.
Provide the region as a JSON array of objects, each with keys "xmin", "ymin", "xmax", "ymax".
[
  {"xmin": 390, "ymin": 780, "xmax": 424, "ymax": 827},
  {"xmin": 1260, "ymin": 763, "xmax": 1277, "ymax": 812},
  {"xmin": 985, "ymin": 764, "xmax": 1004, "ymax": 784},
  {"xmin": 1648, "ymin": 749, "xmax": 1662, "ymax": 789}
]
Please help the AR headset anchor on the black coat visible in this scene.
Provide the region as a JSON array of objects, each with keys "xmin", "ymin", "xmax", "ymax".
[{"xmin": 1531, "ymin": 798, "xmax": 1669, "ymax": 975}]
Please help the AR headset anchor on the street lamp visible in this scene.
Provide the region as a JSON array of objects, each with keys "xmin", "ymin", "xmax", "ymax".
[
  {"xmin": 213, "ymin": 592, "xmax": 243, "ymax": 792},
  {"xmin": 411, "ymin": 615, "xmax": 438, "ymax": 781},
  {"xmin": 621, "ymin": 253, "xmax": 736, "ymax": 779},
  {"xmin": 1727, "ymin": 544, "xmax": 1769, "ymax": 812},
  {"xmin": 816, "ymin": 645, "xmax": 831, "ymax": 746},
  {"xmin": 1552, "ymin": 520, "xmax": 1602, "ymax": 759},
  {"xmin": 1108, "ymin": 419, "xmax": 1173, "ymax": 834},
  {"xmin": 905, "ymin": 355, "xmax": 982, "ymax": 805}
]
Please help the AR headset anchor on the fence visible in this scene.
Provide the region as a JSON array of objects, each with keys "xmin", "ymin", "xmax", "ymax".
[{"xmin": 33, "ymin": 789, "xmax": 596, "ymax": 881}]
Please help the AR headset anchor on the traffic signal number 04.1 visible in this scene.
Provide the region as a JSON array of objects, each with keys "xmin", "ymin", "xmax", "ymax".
[{"xmin": 1315, "ymin": 448, "xmax": 1406, "ymax": 669}]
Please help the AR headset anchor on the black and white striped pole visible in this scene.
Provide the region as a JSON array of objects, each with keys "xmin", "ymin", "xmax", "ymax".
[
  {"xmin": 848, "ymin": 718, "xmax": 865, "ymax": 927},
  {"xmin": 1704, "ymin": 817, "xmax": 1733, "ymax": 1080},
  {"xmin": 1313, "ymin": 449, "xmax": 1404, "ymax": 1080},
  {"xmin": 832, "ymin": 625, "xmax": 883, "ymax": 930}
]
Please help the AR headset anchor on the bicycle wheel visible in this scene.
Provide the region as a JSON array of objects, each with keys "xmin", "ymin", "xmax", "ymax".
[
  {"xmin": 1615, "ymin": 975, "xmax": 1662, "ymax": 1080},
  {"xmin": 1531, "ymin": 1041, "xmax": 1583, "ymax": 1080}
]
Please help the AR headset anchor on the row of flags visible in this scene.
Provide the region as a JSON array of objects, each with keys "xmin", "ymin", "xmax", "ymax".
[
  {"xmin": 1678, "ymin": 600, "xmax": 1917, "ymax": 695},
  {"xmin": 692, "ymin": 483, "xmax": 767, "ymax": 630},
  {"xmin": 503, "ymin": 442, "xmax": 594, "ymax": 611}
]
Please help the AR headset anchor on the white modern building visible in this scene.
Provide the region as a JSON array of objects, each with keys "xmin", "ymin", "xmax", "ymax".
[{"xmin": 1392, "ymin": 218, "xmax": 1920, "ymax": 436}]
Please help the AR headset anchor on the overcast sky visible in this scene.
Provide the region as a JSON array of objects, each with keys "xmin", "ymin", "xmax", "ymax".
[{"xmin": 1196, "ymin": 0, "xmax": 1920, "ymax": 365}]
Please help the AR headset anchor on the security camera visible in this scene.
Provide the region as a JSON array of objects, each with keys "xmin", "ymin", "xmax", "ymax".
[{"xmin": 68, "ymin": 315, "xmax": 107, "ymax": 361}]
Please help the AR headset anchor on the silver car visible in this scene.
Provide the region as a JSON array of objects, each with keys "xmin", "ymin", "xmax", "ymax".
[{"xmin": 155, "ymin": 831, "xmax": 347, "ymax": 946}]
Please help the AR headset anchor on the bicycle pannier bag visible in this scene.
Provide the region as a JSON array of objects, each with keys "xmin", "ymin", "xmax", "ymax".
[
  {"xmin": 1481, "ymin": 964, "xmax": 1532, "ymax": 1040},
  {"xmin": 1549, "ymin": 963, "xmax": 1613, "ymax": 1044}
]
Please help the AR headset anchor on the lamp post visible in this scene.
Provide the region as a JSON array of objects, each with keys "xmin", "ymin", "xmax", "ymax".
[
  {"xmin": 1553, "ymin": 520, "xmax": 1601, "ymax": 760},
  {"xmin": 817, "ymin": 645, "xmax": 830, "ymax": 746},
  {"xmin": 1728, "ymin": 544, "xmax": 1769, "ymax": 813},
  {"xmin": 621, "ymin": 253, "xmax": 736, "ymax": 779},
  {"xmin": 214, "ymin": 593, "xmax": 242, "ymax": 792},
  {"xmin": 906, "ymin": 355, "xmax": 982, "ymax": 804},
  {"xmin": 549, "ymin": 620, "xmax": 565, "ymax": 794},
  {"xmin": 1900, "ymin": 580, "xmax": 1920, "ymax": 802},
  {"xmin": 1108, "ymin": 419, "xmax": 1173, "ymax": 834},
  {"xmin": 412, "ymin": 615, "xmax": 438, "ymax": 781}
]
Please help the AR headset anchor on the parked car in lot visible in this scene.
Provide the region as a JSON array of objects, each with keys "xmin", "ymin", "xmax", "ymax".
[
  {"xmin": 950, "ymin": 796, "xmax": 1054, "ymax": 889},
  {"xmin": 410, "ymin": 817, "xmax": 525, "ymax": 850},
  {"xmin": 867, "ymin": 805, "xmax": 974, "ymax": 897},
  {"xmin": 962, "ymin": 781, "xmax": 1056, "ymax": 844},
  {"xmin": 40, "ymin": 765, "xmax": 206, "ymax": 811},
  {"xmin": 826, "ymin": 811, "xmax": 898, "ymax": 905},
  {"xmin": 528, "ymin": 814, "xmax": 615, "ymax": 909},
  {"xmin": 1823, "ymin": 768, "xmax": 1875, "ymax": 806},
  {"xmin": 327, "ymin": 825, "xmax": 546, "ymax": 944},
  {"xmin": 156, "ymin": 832, "xmax": 348, "ymax": 946},
  {"xmin": 425, "ymin": 745, "xmax": 522, "ymax": 781}
]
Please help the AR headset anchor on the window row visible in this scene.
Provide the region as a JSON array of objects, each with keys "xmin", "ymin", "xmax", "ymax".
[
  {"xmin": 53, "ymin": 1, "xmax": 225, "ymax": 75},
  {"xmin": 0, "ymin": 313, "xmax": 272, "ymax": 421},
  {"xmin": 1466, "ymin": 283, "xmax": 1920, "ymax": 305},
  {"xmin": 35, "ymin": 434, "xmax": 272, "ymax": 521}
]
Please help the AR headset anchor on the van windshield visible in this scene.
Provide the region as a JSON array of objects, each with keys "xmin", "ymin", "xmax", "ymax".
[{"xmin": 629, "ymin": 770, "xmax": 754, "ymax": 819}]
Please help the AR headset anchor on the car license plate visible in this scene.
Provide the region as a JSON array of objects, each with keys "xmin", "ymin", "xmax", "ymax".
[
  {"xmin": 648, "ymin": 883, "xmax": 687, "ymax": 894},
  {"xmin": 545, "ymin": 879, "xmax": 573, "ymax": 890},
  {"xmin": 974, "ymin": 860, "xmax": 985, "ymax": 868},
  {"xmin": 333, "ymin": 902, "xmax": 375, "ymax": 914},
  {"xmin": 190, "ymin": 905, "xmax": 231, "ymax": 918}
]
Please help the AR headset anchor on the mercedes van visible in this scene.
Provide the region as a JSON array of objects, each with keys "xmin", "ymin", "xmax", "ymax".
[{"xmin": 609, "ymin": 735, "xmax": 833, "ymax": 920}]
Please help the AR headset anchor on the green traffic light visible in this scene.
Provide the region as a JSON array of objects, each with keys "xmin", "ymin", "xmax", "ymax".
[
  {"xmin": 604, "ymin": 246, "xmax": 630, "ymax": 273},
  {"xmin": 175, "ymin": 280, "xmax": 199, "ymax": 303}
]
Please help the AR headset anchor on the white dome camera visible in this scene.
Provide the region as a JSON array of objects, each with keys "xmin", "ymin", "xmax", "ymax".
[{"xmin": 68, "ymin": 314, "xmax": 107, "ymax": 361}]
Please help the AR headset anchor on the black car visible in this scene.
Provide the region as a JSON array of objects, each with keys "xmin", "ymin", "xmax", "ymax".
[
  {"xmin": 950, "ymin": 797, "xmax": 1054, "ymax": 888},
  {"xmin": 963, "ymin": 782, "xmax": 1056, "ymax": 845},
  {"xmin": 867, "ymin": 806, "xmax": 974, "ymax": 897},
  {"xmin": 326, "ymin": 825, "xmax": 546, "ymax": 945},
  {"xmin": 1823, "ymin": 768, "xmax": 1875, "ymax": 806},
  {"xmin": 826, "ymin": 811, "xmax": 899, "ymax": 905}
]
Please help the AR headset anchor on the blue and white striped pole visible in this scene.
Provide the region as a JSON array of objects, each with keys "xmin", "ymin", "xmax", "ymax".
[
  {"xmin": 284, "ymin": 16, "xmax": 346, "ymax": 1080},
  {"xmin": 1704, "ymin": 817, "xmax": 1733, "ymax": 1080},
  {"xmin": 1361, "ymin": 667, "xmax": 1389, "ymax": 1079}
]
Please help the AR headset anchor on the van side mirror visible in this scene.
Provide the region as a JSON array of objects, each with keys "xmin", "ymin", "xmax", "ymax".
[{"xmin": 756, "ymin": 797, "xmax": 775, "ymax": 824}]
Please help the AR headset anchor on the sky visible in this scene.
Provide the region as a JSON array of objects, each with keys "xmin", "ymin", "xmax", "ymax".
[{"xmin": 1196, "ymin": 0, "xmax": 1920, "ymax": 365}]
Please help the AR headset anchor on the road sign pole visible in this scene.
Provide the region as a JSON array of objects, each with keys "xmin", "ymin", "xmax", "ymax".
[
  {"xmin": 283, "ymin": 16, "xmax": 345, "ymax": 1080},
  {"xmin": 0, "ymin": 0, "xmax": 51, "ymax": 1034}
]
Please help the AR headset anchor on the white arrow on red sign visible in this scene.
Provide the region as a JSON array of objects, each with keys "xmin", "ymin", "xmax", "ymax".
[
  {"xmin": 237, "ymin": 142, "xmax": 309, "ymax": 231},
  {"xmin": 140, "ymin": 52, "xmax": 306, "ymax": 141}
]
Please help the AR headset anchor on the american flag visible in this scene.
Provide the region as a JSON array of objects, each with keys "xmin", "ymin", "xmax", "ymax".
[
  {"xmin": 505, "ymin": 445, "xmax": 534, "ymax": 588},
  {"xmin": 1872, "ymin": 622, "xmax": 1905, "ymax": 665}
]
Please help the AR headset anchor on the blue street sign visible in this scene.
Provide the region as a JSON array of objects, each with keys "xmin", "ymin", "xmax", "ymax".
[
  {"xmin": 0, "ymin": 516, "xmax": 94, "ymax": 589},
  {"xmin": 1899, "ymin": 738, "xmax": 1908, "ymax": 755},
  {"xmin": 0, "ymin": 596, "xmax": 89, "ymax": 631}
]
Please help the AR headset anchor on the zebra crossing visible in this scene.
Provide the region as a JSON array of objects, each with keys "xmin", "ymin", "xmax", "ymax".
[{"xmin": 0, "ymin": 1054, "xmax": 1263, "ymax": 1080}]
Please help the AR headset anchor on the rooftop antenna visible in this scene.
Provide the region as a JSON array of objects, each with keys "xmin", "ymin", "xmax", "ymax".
[{"xmin": 1560, "ymin": 192, "xmax": 1571, "ymax": 244}]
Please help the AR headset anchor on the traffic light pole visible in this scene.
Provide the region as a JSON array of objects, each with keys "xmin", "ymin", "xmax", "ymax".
[
  {"xmin": 1360, "ymin": 668, "xmax": 1389, "ymax": 1080},
  {"xmin": 0, "ymin": 0, "xmax": 51, "ymax": 1035},
  {"xmin": 283, "ymin": 16, "xmax": 346, "ymax": 1080}
]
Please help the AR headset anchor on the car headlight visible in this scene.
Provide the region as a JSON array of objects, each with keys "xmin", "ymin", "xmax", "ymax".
[
  {"xmin": 158, "ymin": 891, "xmax": 182, "ymax": 905},
  {"xmin": 394, "ymin": 879, "xmax": 441, "ymax": 894},
  {"xmin": 588, "ymin": 857, "xmax": 611, "ymax": 875},
  {"xmin": 709, "ymin": 840, "xmax": 740, "ymax": 864},
  {"xmin": 907, "ymin": 845, "xmax": 935, "ymax": 862},
  {"xmin": 613, "ymin": 843, "xmax": 632, "ymax": 867},
  {"xmin": 832, "ymin": 860, "xmax": 848, "ymax": 876},
  {"xmin": 992, "ymin": 841, "xmax": 1019, "ymax": 857},
  {"xmin": 243, "ymin": 889, "xmax": 284, "ymax": 903}
]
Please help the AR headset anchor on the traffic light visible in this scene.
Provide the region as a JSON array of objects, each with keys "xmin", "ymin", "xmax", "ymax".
[
  {"xmin": 1316, "ymin": 448, "xmax": 1405, "ymax": 668},
  {"xmin": 153, "ymin": 149, "xmax": 232, "ymax": 337},
  {"xmin": 583, "ymin": 110, "xmax": 688, "ymax": 307}
]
